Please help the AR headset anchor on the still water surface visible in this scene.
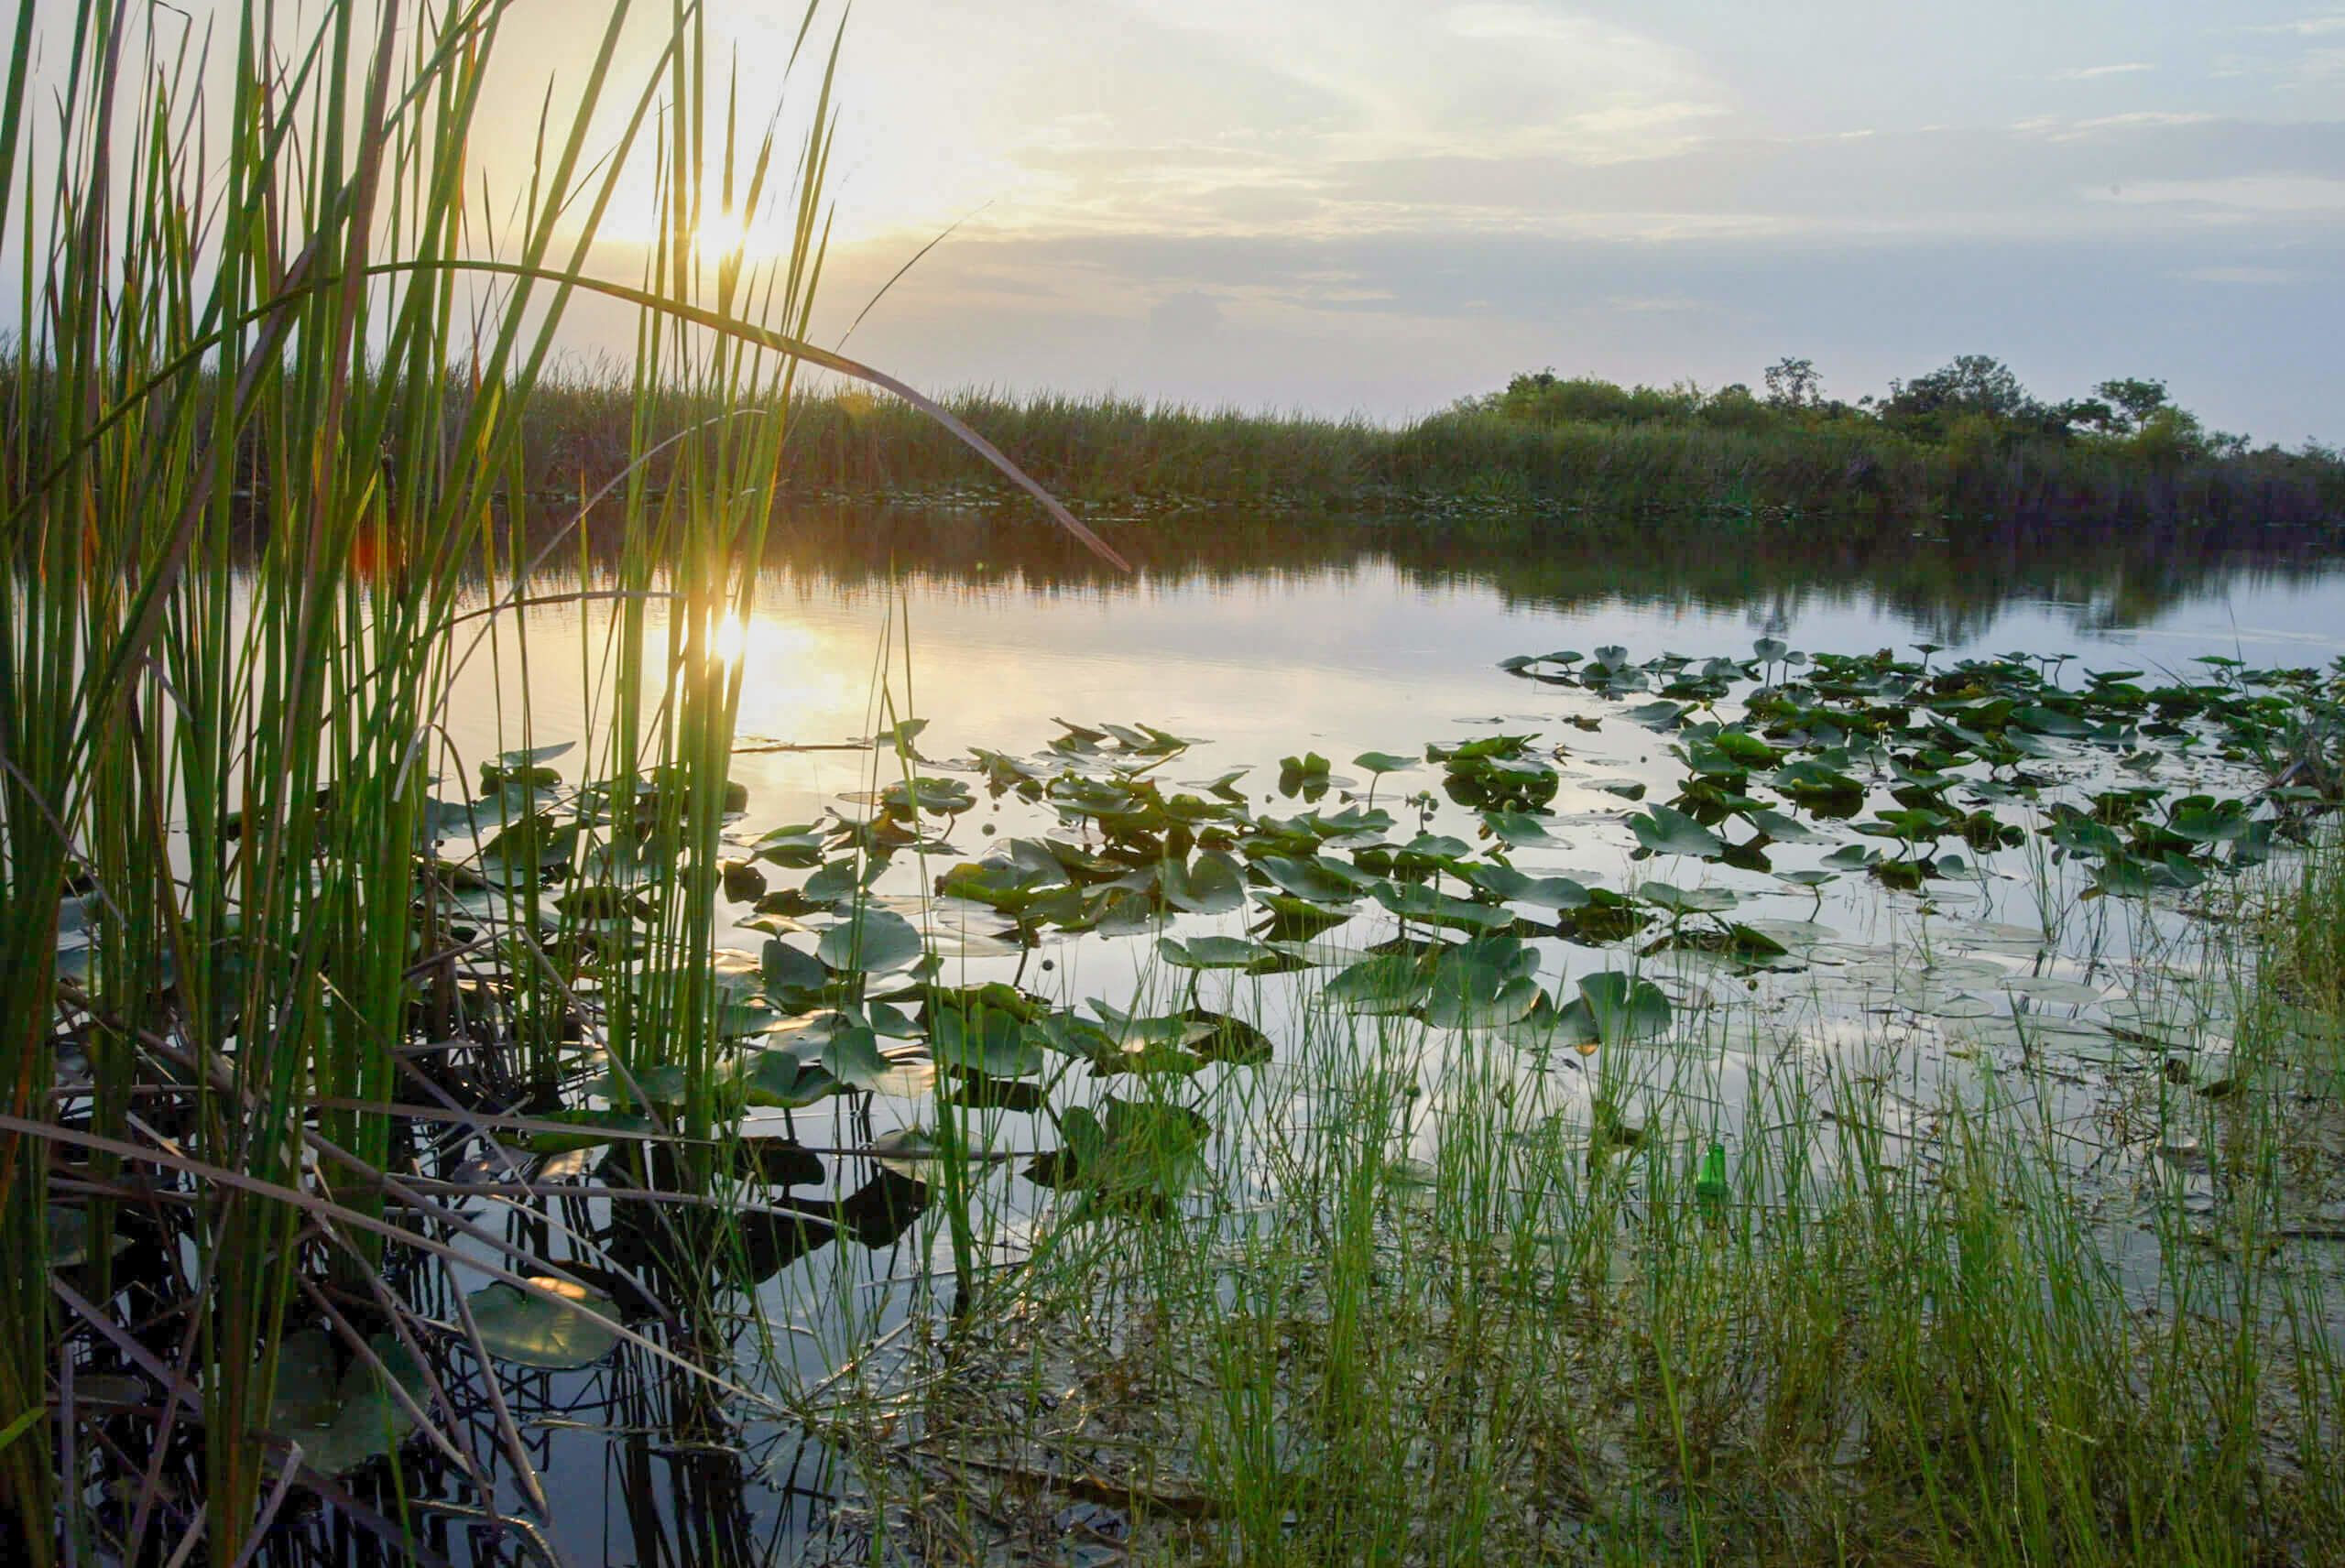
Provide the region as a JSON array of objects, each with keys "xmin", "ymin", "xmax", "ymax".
[
  {"xmin": 409, "ymin": 513, "xmax": 2345, "ymax": 1564},
  {"xmin": 453, "ymin": 514, "xmax": 2345, "ymax": 822}
]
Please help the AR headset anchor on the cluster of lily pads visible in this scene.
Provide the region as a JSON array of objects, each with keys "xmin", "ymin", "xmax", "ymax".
[
  {"xmin": 1497, "ymin": 638, "xmax": 2332, "ymax": 900},
  {"xmin": 401, "ymin": 637, "xmax": 2343, "ymax": 1202}
]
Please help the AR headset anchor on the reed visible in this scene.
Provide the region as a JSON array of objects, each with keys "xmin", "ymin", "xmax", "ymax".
[{"xmin": 0, "ymin": 3, "xmax": 1113, "ymax": 1560}]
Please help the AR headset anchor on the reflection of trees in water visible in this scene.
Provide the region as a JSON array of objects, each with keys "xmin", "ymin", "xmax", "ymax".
[{"xmin": 640, "ymin": 503, "xmax": 2342, "ymax": 647}]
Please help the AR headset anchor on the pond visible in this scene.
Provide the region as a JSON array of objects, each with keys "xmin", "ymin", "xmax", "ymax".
[
  {"xmin": 88, "ymin": 507, "xmax": 2345, "ymax": 1565},
  {"xmin": 302, "ymin": 507, "xmax": 2337, "ymax": 1563}
]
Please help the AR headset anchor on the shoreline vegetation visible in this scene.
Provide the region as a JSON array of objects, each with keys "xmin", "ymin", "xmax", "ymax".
[
  {"xmin": 501, "ymin": 358, "xmax": 2345, "ymax": 528},
  {"xmin": 8, "ymin": 1, "xmax": 2345, "ymax": 1565}
]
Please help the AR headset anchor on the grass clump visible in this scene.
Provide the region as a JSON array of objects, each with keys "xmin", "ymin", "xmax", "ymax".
[
  {"xmin": 0, "ymin": 2, "xmax": 1103, "ymax": 1561},
  {"xmin": 823, "ymin": 915, "xmax": 2345, "ymax": 1564}
]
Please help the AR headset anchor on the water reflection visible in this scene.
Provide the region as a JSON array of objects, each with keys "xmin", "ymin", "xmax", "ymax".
[
  {"xmin": 714, "ymin": 503, "xmax": 2345, "ymax": 648},
  {"xmin": 233, "ymin": 505, "xmax": 2345, "ymax": 1564},
  {"xmin": 453, "ymin": 505, "xmax": 2345, "ymax": 836}
]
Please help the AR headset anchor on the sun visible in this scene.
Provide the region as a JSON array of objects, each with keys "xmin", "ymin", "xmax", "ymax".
[{"xmin": 691, "ymin": 206, "xmax": 785, "ymax": 263}]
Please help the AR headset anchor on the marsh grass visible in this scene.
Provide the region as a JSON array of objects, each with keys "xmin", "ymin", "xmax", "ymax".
[
  {"xmin": 0, "ymin": 2, "xmax": 1118, "ymax": 1561},
  {"xmin": 6, "ymin": 3, "xmax": 2344, "ymax": 1564},
  {"xmin": 809, "ymin": 841, "xmax": 2345, "ymax": 1567},
  {"xmin": 509, "ymin": 383, "xmax": 2345, "ymax": 530}
]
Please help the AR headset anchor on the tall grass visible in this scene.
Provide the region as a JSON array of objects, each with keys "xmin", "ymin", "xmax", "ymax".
[
  {"xmin": 507, "ymin": 382, "xmax": 2345, "ymax": 528},
  {"xmin": 0, "ymin": 3, "xmax": 1111, "ymax": 1561},
  {"xmin": 822, "ymin": 846, "xmax": 2345, "ymax": 1565}
]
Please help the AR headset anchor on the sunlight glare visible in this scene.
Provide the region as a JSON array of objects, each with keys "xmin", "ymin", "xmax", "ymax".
[
  {"xmin": 713, "ymin": 613, "xmax": 749, "ymax": 664},
  {"xmin": 693, "ymin": 206, "xmax": 780, "ymax": 262}
]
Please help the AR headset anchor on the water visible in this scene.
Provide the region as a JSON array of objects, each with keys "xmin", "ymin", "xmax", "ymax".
[
  {"xmin": 301, "ymin": 510, "xmax": 2345, "ymax": 1563},
  {"xmin": 450, "ymin": 511, "xmax": 2345, "ymax": 828}
]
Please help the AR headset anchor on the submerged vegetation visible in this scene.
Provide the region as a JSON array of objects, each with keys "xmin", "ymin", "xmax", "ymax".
[{"xmin": 5, "ymin": 1, "xmax": 2345, "ymax": 1565}]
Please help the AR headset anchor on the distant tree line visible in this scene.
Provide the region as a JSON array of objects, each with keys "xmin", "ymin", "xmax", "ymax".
[{"xmin": 1467, "ymin": 355, "xmax": 2340, "ymax": 472}]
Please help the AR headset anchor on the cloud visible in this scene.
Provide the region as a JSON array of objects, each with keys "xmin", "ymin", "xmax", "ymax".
[
  {"xmin": 2051, "ymin": 62, "xmax": 2154, "ymax": 80},
  {"xmin": 1149, "ymin": 292, "xmax": 1226, "ymax": 343},
  {"xmin": 2245, "ymin": 12, "xmax": 2345, "ymax": 36},
  {"xmin": 1287, "ymin": 116, "xmax": 2345, "ymax": 245},
  {"xmin": 2183, "ymin": 265, "xmax": 2307, "ymax": 283},
  {"xmin": 2095, "ymin": 175, "xmax": 2345, "ymax": 213}
]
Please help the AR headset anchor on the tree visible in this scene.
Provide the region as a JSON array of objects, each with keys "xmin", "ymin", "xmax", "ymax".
[
  {"xmin": 1762, "ymin": 356, "xmax": 1822, "ymax": 410},
  {"xmin": 2093, "ymin": 377, "xmax": 2169, "ymax": 433},
  {"xmin": 1881, "ymin": 354, "xmax": 2040, "ymax": 422}
]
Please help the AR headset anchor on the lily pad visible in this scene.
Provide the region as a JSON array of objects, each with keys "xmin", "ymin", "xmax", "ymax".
[
  {"xmin": 464, "ymin": 1277, "xmax": 621, "ymax": 1369},
  {"xmin": 1371, "ymin": 881, "xmax": 1514, "ymax": 932},
  {"xmin": 264, "ymin": 1329, "xmax": 425, "ymax": 1476},
  {"xmin": 1157, "ymin": 933, "xmax": 1274, "ymax": 970},
  {"xmin": 1630, "ymin": 805, "xmax": 1724, "ymax": 859},
  {"xmin": 815, "ymin": 908, "xmax": 926, "ymax": 974}
]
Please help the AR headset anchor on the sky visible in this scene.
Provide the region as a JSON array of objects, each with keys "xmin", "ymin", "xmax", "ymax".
[
  {"xmin": 646, "ymin": 0, "xmax": 2341, "ymax": 443},
  {"xmin": 12, "ymin": 1, "xmax": 2341, "ymax": 442}
]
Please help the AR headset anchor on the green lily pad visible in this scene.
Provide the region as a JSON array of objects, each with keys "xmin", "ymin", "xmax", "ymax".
[
  {"xmin": 1558, "ymin": 971, "xmax": 1673, "ymax": 1048},
  {"xmin": 1630, "ymin": 805, "xmax": 1724, "ymax": 859},
  {"xmin": 464, "ymin": 1277, "xmax": 621, "ymax": 1369},
  {"xmin": 1162, "ymin": 852, "xmax": 1246, "ymax": 914},
  {"xmin": 1481, "ymin": 811, "xmax": 1557, "ymax": 847},
  {"xmin": 930, "ymin": 1007, "xmax": 1046, "ymax": 1078},
  {"xmin": 1425, "ymin": 940, "xmax": 1544, "ymax": 1029},
  {"xmin": 1637, "ymin": 881, "xmax": 1739, "ymax": 915},
  {"xmin": 736, "ymin": 1051, "xmax": 841, "ymax": 1108},
  {"xmin": 264, "ymin": 1329, "xmax": 425, "ymax": 1476},
  {"xmin": 816, "ymin": 908, "xmax": 925, "ymax": 974},
  {"xmin": 1326, "ymin": 953, "xmax": 1433, "ymax": 1015},
  {"xmin": 1464, "ymin": 863, "xmax": 1590, "ymax": 909},
  {"xmin": 1371, "ymin": 881, "xmax": 1514, "ymax": 932},
  {"xmin": 1157, "ymin": 934, "xmax": 1273, "ymax": 970},
  {"xmin": 1253, "ymin": 855, "xmax": 1365, "ymax": 906},
  {"xmin": 761, "ymin": 939, "xmax": 829, "ymax": 1001}
]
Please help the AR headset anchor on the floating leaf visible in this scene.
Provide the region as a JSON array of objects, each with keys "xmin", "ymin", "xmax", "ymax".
[
  {"xmin": 815, "ymin": 908, "xmax": 925, "ymax": 974},
  {"xmin": 819, "ymin": 1021, "xmax": 894, "ymax": 1090},
  {"xmin": 1481, "ymin": 811, "xmax": 1557, "ymax": 846},
  {"xmin": 1162, "ymin": 851, "xmax": 1246, "ymax": 914},
  {"xmin": 1253, "ymin": 855, "xmax": 1364, "ymax": 906},
  {"xmin": 1637, "ymin": 880, "xmax": 1739, "ymax": 915},
  {"xmin": 1425, "ymin": 939, "xmax": 1544, "ymax": 1029},
  {"xmin": 465, "ymin": 1277, "xmax": 621, "ymax": 1369},
  {"xmin": 1464, "ymin": 863, "xmax": 1589, "ymax": 909},
  {"xmin": 1157, "ymin": 933, "xmax": 1273, "ymax": 970},
  {"xmin": 1743, "ymin": 808, "xmax": 1816, "ymax": 842},
  {"xmin": 1371, "ymin": 881, "xmax": 1514, "ymax": 932},
  {"xmin": 264, "ymin": 1329, "xmax": 425, "ymax": 1476},
  {"xmin": 1622, "ymin": 701, "xmax": 1687, "ymax": 731},
  {"xmin": 736, "ymin": 1051, "xmax": 840, "ymax": 1108},
  {"xmin": 929, "ymin": 1007, "xmax": 1046, "ymax": 1079},
  {"xmin": 1568, "ymin": 971, "xmax": 1673, "ymax": 1047},
  {"xmin": 761, "ymin": 939, "xmax": 828, "ymax": 1001},
  {"xmin": 1326, "ymin": 953, "xmax": 1432, "ymax": 1014},
  {"xmin": 1630, "ymin": 805, "xmax": 1724, "ymax": 859}
]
